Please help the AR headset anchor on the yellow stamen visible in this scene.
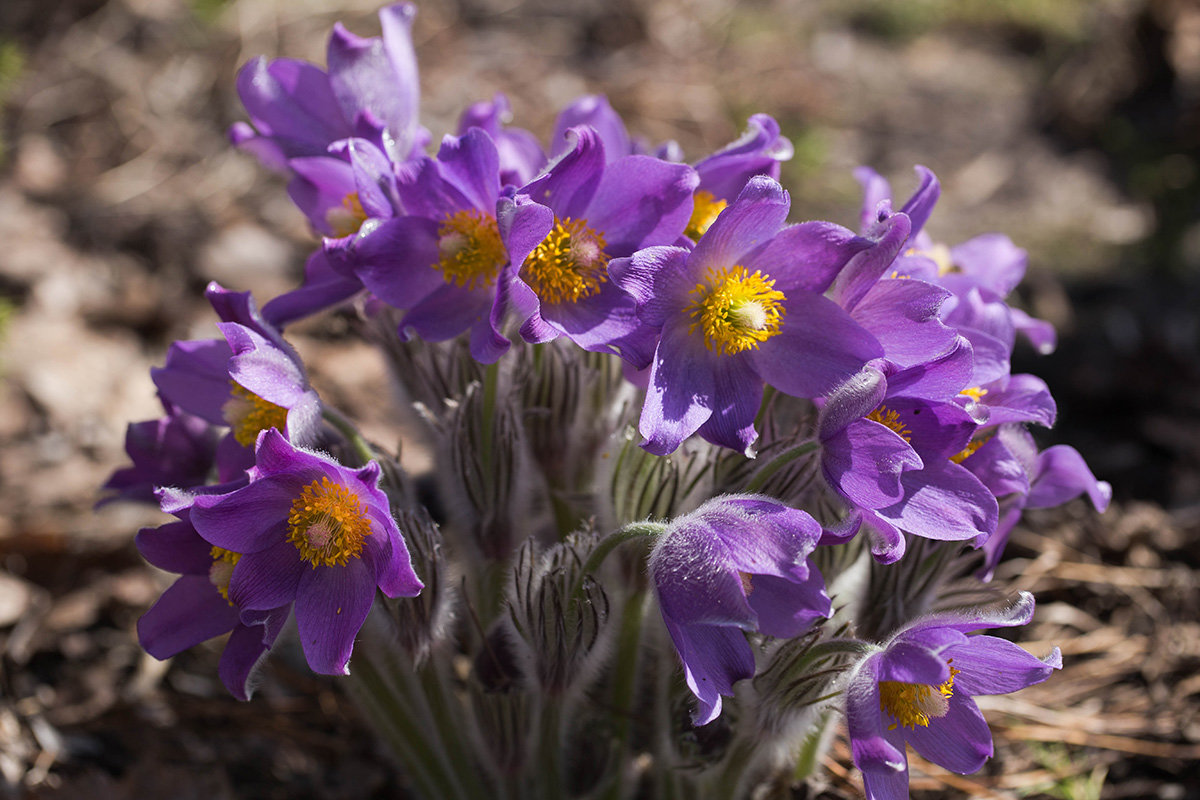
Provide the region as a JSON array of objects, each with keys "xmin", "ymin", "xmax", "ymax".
[
  {"xmin": 879, "ymin": 662, "xmax": 959, "ymax": 730},
  {"xmin": 685, "ymin": 190, "xmax": 728, "ymax": 240},
  {"xmin": 950, "ymin": 433, "xmax": 993, "ymax": 464},
  {"xmin": 865, "ymin": 405, "xmax": 912, "ymax": 442},
  {"xmin": 739, "ymin": 571, "xmax": 754, "ymax": 597},
  {"xmin": 327, "ymin": 192, "xmax": 369, "ymax": 238},
  {"xmin": 209, "ymin": 546, "xmax": 242, "ymax": 604},
  {"xmin": 435, "ymin": 209, "xmax": 507, "ymax": 288},
  {"xmin": 687, "ymin": 265, "xmax": 785, "ymax": 355},
  {"xmin": 905, "ymin": 242, "xmax": 956, "ymax": 276},
  {"xmin": 520, "ymin": 217, "xmax": 608, "ymax": 305},
  {"xmin": 222, "ymin": 382, "xmax": 289, "ymax": 447},
  {"xmin": 287, "ymin": 477, "xmax": 373, "ymax": 568},
  {"xmin": 960, "ymin": 386, "xmax": 988, "ymax": 402}
]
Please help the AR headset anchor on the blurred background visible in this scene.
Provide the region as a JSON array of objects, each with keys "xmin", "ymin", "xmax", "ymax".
[{"xmin": 0, "ymin": 0, "xmax": 1197, "ymax": 797}]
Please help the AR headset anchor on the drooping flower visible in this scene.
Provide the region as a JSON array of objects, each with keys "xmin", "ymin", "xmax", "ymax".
[
  {"xmin": 230, "ymin": 3, "xmax": 424, "ymax": 170},
  {"xmin": 817, "ymin": 345, "xmax": 999, "ymax": 562},
  {"xmin": 152, "ymin": 282, "xmax": 322, "ymax": 454},
  {"xmin": 611, "ymin": 176, "xmax": 905, "ymax": 456},
  {"xmin": 501, "ymin": 126, "xmax": 699, "ymax": 367},
  {"xmin": 100, "ymin": 406, "xmax": 218, "ymax": 506},
  {"xmin": 845, "ymin": 592, "xmax": 1061, "ymax": 800},
  {"xmin": 136, "ymin": 506, "xmax": 290, "ymax": 700},
  {"xmin": 649, "ymin": 495, "xmax": 831, "ymax": 724},
  {"xmin": 187, "ymin": 429, "xmax": 423, "ymax": 675}
]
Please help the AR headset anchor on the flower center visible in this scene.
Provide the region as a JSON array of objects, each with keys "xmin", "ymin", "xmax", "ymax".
[
  {"xmin": 905, "ymin": 243, "xmax": 956, "ymax": 276},
  {"xmin": 287, "ymin": 477, "xmax": 373, "ymax": 568},
  {"xmin": 520, "ymin": 217, "xmax": 608, "ymax": 305},
  {"xmin": 959, "ymin": 386, "xmax": 988, "ymax": 402},
  {"xmin": 222, "ymin": 382, "xmax": 289, "ymax": 447},
  {"xmin": 878, "ymin": 662, "xmax": 959, "ymax": 730},
  {"xmin": 327, "ymin": 192, "xmax": 369, "ymax": 238},
  {"xmin": 435, "ymin": 209, "xmax": 507, "ymax": 288},
  {"xmin": 950, "ymin": 433, "xmax": 993, "ymax": 464},
  {"xmin": 687, "ymin": 265, "xmax": 785, "ymax": 355},
  {"xmin": 865, "ymin": 405, "xmax": 912, "ymax": 442},
  {"xmin": 685, "ymin": 190, "xmax": 727, "ymax": 240},
  {"xmin": 209, "ymin": 546, "xmax": 242, "ymax": 604}
]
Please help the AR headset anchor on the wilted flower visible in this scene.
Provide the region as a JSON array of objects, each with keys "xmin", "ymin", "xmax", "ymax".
[
  {"xmin": 845, "ymin": 592, "xmax": 1060, "ymax": 799},
  {"xmin": 649, "ymin": 495, "xmax": 831, "ymax": 724},
  {"xmin": 187, "ymin": 429, "xmax": 423, "ymax": 674}
]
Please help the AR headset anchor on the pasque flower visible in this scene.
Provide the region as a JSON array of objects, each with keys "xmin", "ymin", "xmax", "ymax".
[
  {"xmin": 136, "ymin": 508, "xmax": 290, "ymax": 700},
  {"xmin": 649, "ymin": 495, "xmax": 831, "ymax": 724},
  {"xmin": 611, "ymin": 176, "xmax": 901, "ymax": 456},
  {"xmin": 187, "ymin": 429, "xmax": 423, "ymax": 674},
  {"xmin": 845, "ymin": 592, "xmax": 1061, "ymax": 800}
]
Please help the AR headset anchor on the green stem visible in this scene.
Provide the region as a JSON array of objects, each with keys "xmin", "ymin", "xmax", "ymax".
[
  {"xmin": 479, "ymin": 360, "xmax": 500, "ymax": 476},
  {"xmin": 322, "ymin": 406, "xmax": 378, "ymax": 466},
  {"xmin": 536, "ymin": 695, "xmax": 565, "ymax": 800},
  {"xmin": 743, "ymin": 440, "xmax": 819, "ymax": 494},
  {"xmin": 602, "ymin": 589, "xmax": 650, "ymax": 800},
  {"xmin": 571, "ymin": 522, "xmax": 666, "ymax": 603}
]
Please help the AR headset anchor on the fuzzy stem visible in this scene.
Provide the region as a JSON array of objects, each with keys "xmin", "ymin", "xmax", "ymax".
[
  {"xmin": 571, "ymin": 522, "xmax": 666, "ymax": 604},
  {"xmin": 602, "ymin": 589, "xmax": 650, "ymax": 800},
  {"xmin": 743, "ymin": 440, "xmax": 819, "ymax": 494},
  {"xmin": 322, "ymin": 406, "xmax": 379, "ymax": 466}
]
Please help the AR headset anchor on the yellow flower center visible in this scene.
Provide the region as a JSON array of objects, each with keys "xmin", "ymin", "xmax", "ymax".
[
  {"xmin": 327, "ymin": 192, "xmax": 369, "ymax": 238},
  {"xmin": 209, "ymin": 546, "xmax": 242, "ymax": 604},
  {"xmin": 959, "ymin": 386, "xmax": 988, "ymax": 402},
  {"xmin": 865, "ymin": 405, "xmax": 912, "ymax": 442},
  {"xmin": 435, "ymin": 209, "xmax": 507, "ymax": 288},
  {"xmin": 687, "ymin": 265, "xmax": 785, "ymax": 355},
  {"xmin": 878, "ymin": 662, "xmax": 959, "ymax": 730},
  {"xmin": 520, "ymin": 217, "xmax": 608, "ymax": 305},
  {"xmin": 950, "ymin": 433, "xmax": 993, "ymax": 464},
  {"xmin": 287, "ymin": 477, "xmax": 373, "ymax": 568},
  {"xmin": 685, "ymin": 190, "xmax": 727, "ymax": 240},
  {"xmin": 222, "ymin": 382, "xmax": 289, "ymax": 447},
  {"xmin": 905, "ymin": 242, "xmax": 956, "ymax": 276}
]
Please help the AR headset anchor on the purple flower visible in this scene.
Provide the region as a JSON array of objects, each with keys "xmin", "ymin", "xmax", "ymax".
[
  {"xmin": 188, "ymin": 429, "xmax": 423, "ymax": 675},
  {"xmin": 611, "ymin": 176, "xmax": 897, "ymax": 456},
  {"xmin": 845, "ymin": 592, "xmax": 1061, "ymax": 799},
  {"xmin": 136, "ymin": 511, "xmax": 289, "ymax": 700},
  {"xmin": 101, "ymin": 407, "xmax": 218, "ymax": 506},
  {"xmin": 501, "ymin": 126, "xmax": 699, "ymax": 366},
  {"xmin": 458, "ymin": 93, "xmax": 546, "ymax": 187},
  {"xmin": 817, "ymin": 345, "xmax": 1000, "ymax": 562},
  {"xmin": 347, "ymin": 127, "xmax": 515, "ymax": 363},
  {"xmin": 650, "ymin": 495, "xmax": 831, "ymax": 725},
  {"xmin": 152, "ymin": 283, "xmax": 322, "ymax": 452},
  {"xmin": 230, "ymin": 3, "xmax": 423, "ymax": 170},
  {"xmin": 965, "ymin": 425, "xmax": 1111, "ymax": 579},
  {"xmin": 684, "ymin": 114, "xmax": 793, "ymax": 241}
]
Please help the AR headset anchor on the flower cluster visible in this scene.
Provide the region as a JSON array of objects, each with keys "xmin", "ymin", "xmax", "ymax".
[{"xmin": 104, "ymin": 5, "xmax": 1111, "ymax": 798}]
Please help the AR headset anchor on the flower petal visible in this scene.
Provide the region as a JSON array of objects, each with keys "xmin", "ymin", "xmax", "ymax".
[
  {"xmin": 294, "ymin": 559, "xmax": 376, "ymax": 675},
  {"xmin": 138, "ymin": 575, "xmax": 239, "ymax": 659}
]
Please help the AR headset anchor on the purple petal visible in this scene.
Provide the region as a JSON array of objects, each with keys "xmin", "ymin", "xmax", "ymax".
[
  {"xmin": 1027, "ymin": 446, "xmax": 1111, "ymax": 511},
  {"xmin": 607, "ymin": 246, "xmax": 694, "ymax": 327},
  {"xmin": 551, "ymin": 95, "xmax": 631, "ymax": 161},
  {"xmin": 827, "ymin": 211, "xmax": 912, "ymax": 311},
  {"xmin": 852, "ymin": 278, "xmax": 956, "ymax": 368},
  {"xmin": 136, "ymin": 520, "xmax": 213, "ymax": 575},
  {"xmin": 854, "ymin": 167, "xmax": 893, "ymax": 231},
  {"xmin": 818, "ymin": 364, "xmax": 888, "ymax": 440},
  {"xmin": 530, "ymin": 126, "xmax": 605, "ymax": 220},
  {"xmin": 138, "ymin": 575, "xmax": 239, "ymax": 659},
  {"xmin": 898, "ymin": 165, "xmax": 940, "ymax": 238},
  {"xmin": 353, "ymin": 215, "xmax": 447, "ymax": 309},
  {"xmin": 744, "ymin": 221, "xmax": 866, "ymax": 294},
  {"xmin": 228, "ymin": 537, "xmax": 305, "ymax": 610},
  {"xmin": 582, "ymin": 155, "xmax": 698, "ymax": 255},
  {"xmin": 689, "ymin": 176, "xmax": 788, "ymax": 270},
  {"xmin": 191, "ymin": 475, "xmax": 297, "ymax": 552},
  {"xmin": 747, "ymin": 570, "xmax": 830, "ymax": 638},
  {"xmin": 261, "ymin": 249, "xmax": 364, "ymax": 328},
  {"xmin": 294, "ymin": 559, "xmax": 377, "ymax": 675},
  {"xmin": 822, "ymin": 420, "xmax": 922, "ymax": 509},
  {"xmin": 434, "ymin": 127, "xmax": 502, "ymax": 214},
  {"xmin": 696, "ymin": 356, "xmax": 762, "ymax": 455},
  {"xmin": 951, "ymin": 234, "xmax": 1026, "ymax": 298},
  {"xmin": 235, "ymin": 57, "xmax": 348, "ymax": 154},
  {"xmin": 946, "ymin": 635, "xmax": 1061, "ymax": 696},
  {"xmin": 903, "ymin": 692, "xmax": 993, "ymax": 774},
  {"xmin": 874, "ymin": 460, "xmax": 997, "ymax": 541},
  {"xmin": 663, "ymin": 619, "xmax": 755, "ymax": 725},
  {"xmin": 693, "ymin": 113, "xmax": 791, "ymax": 201},
  {"xmin": 846, "ymin": 655, "xmax": 911, "ymax": 799},
  {"xmin": 152, "ymin": 339, "xmax": 234, "ymax": 425},
  {"xmin": 638, "ymin": 325, "xmax": 716, "ymax": 455},
  {"xmin": 219, "ymin": 615, "xmax": 283, "ymax": 701},
  {"xmin": 901, "ymin": 591, "xmax": 1037, "ymax": 636},
  {"xmin": 537, "ymin": 281, "xmax": 659, "ymax": 368},
  {"xmin": 752, "ymin": 292, "xmax": 882, "ymax": 398}
]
